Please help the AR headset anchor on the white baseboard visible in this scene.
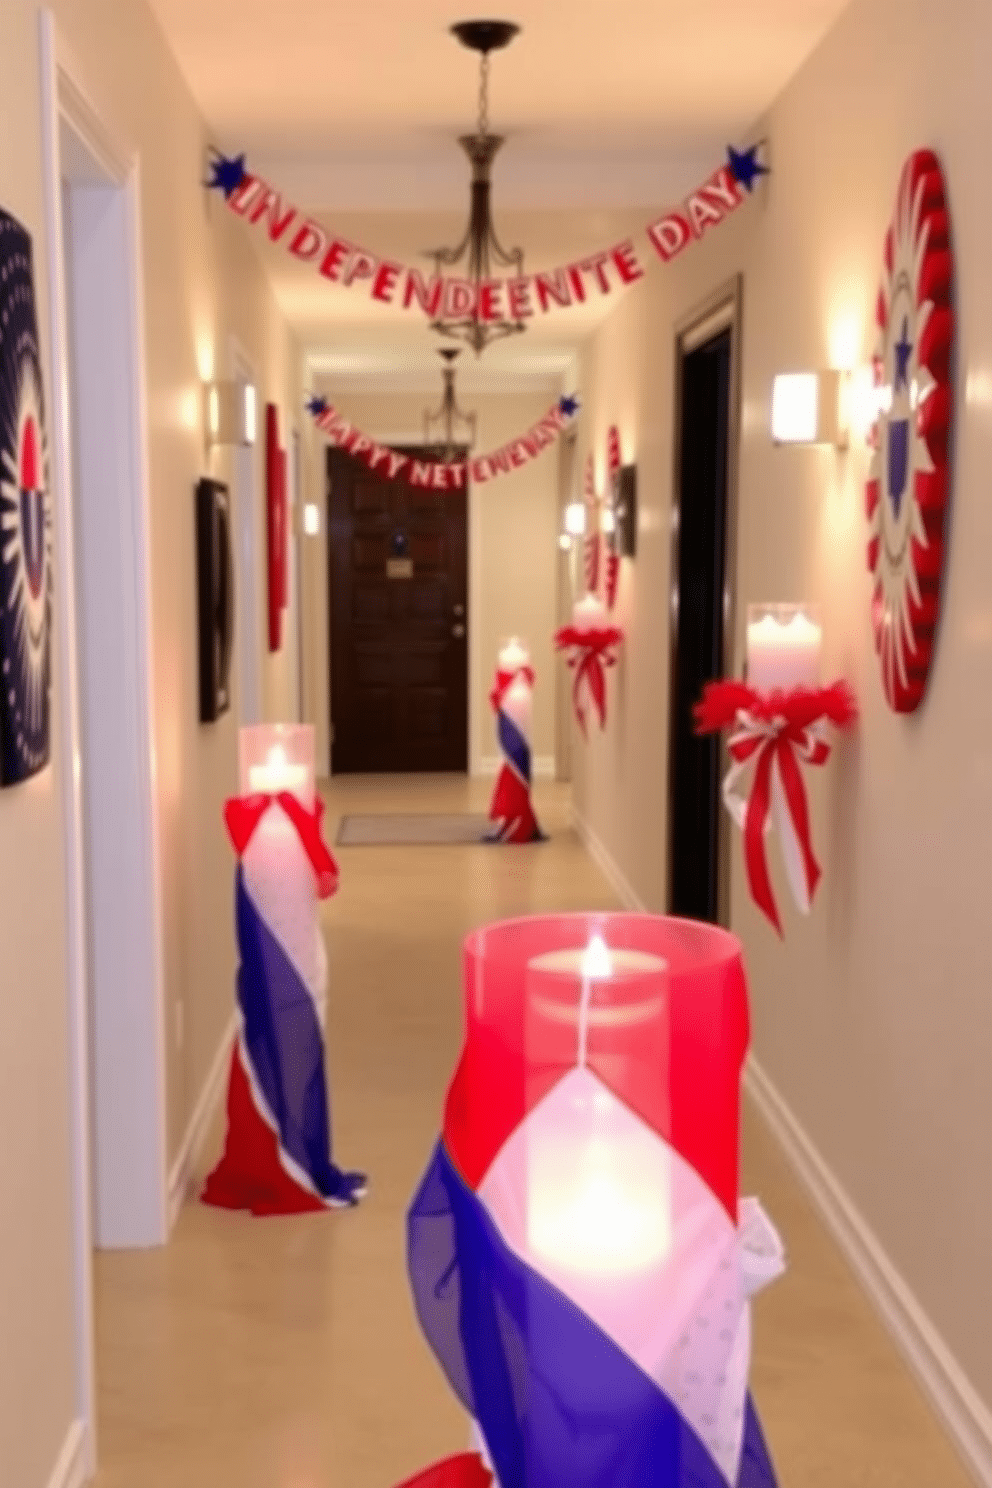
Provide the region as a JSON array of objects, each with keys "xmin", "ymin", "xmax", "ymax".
[
  {"xmin": 167, "ymin": 1011, "xmax": 238, "ymax": 1231},
  {"xmin": 46, "ymin": 1419, "xmax": 89, "ymax": 1488},
  {"xmin": 746, "ymin": 1056, "xmax": 992, "ymax": 1488},
  {"xmin": 476, "ymin": 754, "xmax": 556, "ymax": 780},
  {"xmin": 570, "ymin": 801, "xmax": 647, "ymax": 911}
]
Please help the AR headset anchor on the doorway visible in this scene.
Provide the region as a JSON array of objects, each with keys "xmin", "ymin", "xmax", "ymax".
[
  {"xmin": 667, "ymin": 280, "xmax": 742, "ymax": 925},
  {"xmin": 41, "ymin": 14, "xmax": 169, "ymax": 1472},
  {"xmin": 327, "ymin": 445, "xmax": 468, "ymax": 773}
]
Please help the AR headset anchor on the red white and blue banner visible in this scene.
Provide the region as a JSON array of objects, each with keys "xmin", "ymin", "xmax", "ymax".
[
  {"xmin": 202, "ymin": 791, "xmax": 366, "ymax": 1213},
  {"xmin": 0, "ymin": 209, "xmax": 52, "ymax": 786},
  {"xmin": 306, "ymin": 394, "xmax": 580, "ymax": 488},
  {"xmin": 694, "ymin": 681, "xmax": 858, "ymax": 936},
  {"xmin": 486, "ymin": 664, "xmax": 544, "ymax": 844},
  {"xmin": 403, "ymin": 962, "xmax": 784, "ymax": 1486},
  {"xmin": 206, "ymin": 145, "xmax": 768, "ymax": 324}
]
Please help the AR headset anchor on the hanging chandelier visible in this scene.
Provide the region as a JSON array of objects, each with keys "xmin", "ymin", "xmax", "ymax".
[
  {"xmin": 424, "ymin": 348, "xmax": 477, "ymax": 462},
  {"xmin": 427, "ymin": 19, "xmax": 526, "ymax": 356}
]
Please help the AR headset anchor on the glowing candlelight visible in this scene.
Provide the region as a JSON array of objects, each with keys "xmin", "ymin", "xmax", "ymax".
[
  {"xmin": 247, "ymin": 743, "xmax": 308, "ymax": 797},
  {"xmin": 572, "ymin": 592, "xmax": 608, "ymax": 634},
  {"xmin": 746, "ymin": 605, "xmax": 822, "ymax": 693},
  {"xmin": 498, "ymin": 636, "xmax": 530, "ymax": 672},
  {"xmin": 524, "ymin": 934, "xmax": 672, "ymax": 1280}
]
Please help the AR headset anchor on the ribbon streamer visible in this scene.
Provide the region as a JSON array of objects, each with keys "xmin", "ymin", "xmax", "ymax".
[
  {"xmin": 694, "ymin": 681, "xmax": 857, "ymax": 935},
  {"xmin": 486, "ymin": 665, "xmax": 544, "ymax": 844},
  {"xmin": 554, "ymin": 625, "xmax": 624, "ymax": 736}
]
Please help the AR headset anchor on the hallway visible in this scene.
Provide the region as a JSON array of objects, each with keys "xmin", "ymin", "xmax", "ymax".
[{"xmin": 90, "ymin": 777, "xmax": 972, "ymax": 1488}]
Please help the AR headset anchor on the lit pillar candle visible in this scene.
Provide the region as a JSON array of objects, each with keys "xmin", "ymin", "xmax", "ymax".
[
  {"xmin": 498, "ymin": 635, "xmax": 531, "ymax": 673},
  {"xmin": 572, "ymin": 592, "xmax": 608, "ymax": 633},
  {"xmin": 746, "ymin": 604, "xmax": 822, "ymax": 693},
  {"xmin": 240, "ymin": 726, "xmax": 327, "ymax": 1023},
  {"xmin": 523, "ymin": 935, "xmax": 672, "ymax": 1287}
]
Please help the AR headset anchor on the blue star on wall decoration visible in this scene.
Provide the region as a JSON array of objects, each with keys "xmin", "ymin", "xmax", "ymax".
[
  {"xmin": 205, "ymin": 151, "xmax": 248, "ymax": 199},
  {"xmin": 727, "ymin": 144, "xmax": 769, "ymax": 193},
  {"xmin": 559, "ymin": 395, "xmax": 580, "ymax": 418},
  {"xmin": 893, "ymin": 317, "xmax": 913, "ymax": 392},
  {"xmin": 306, "ymin": 395, "xmax": 329, "ymax": 418}
]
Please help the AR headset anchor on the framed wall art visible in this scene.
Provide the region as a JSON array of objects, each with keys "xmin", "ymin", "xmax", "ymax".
[
  {"xmin": 866, "ymin": 149, "xmax": 954, "ymax": 713},
  {"xmin": 0, "ymin": 208, "xmax": 52, "ymax": 785}
]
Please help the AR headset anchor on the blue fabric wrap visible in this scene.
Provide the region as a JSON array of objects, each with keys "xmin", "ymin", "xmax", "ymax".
[{"xmin": 407, "ymin": 1140, "xmax": 778, "ymax": 1488}]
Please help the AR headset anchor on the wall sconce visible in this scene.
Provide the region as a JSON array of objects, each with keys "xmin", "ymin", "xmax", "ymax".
[
  {"xmin": 771, "ymin": 371, "xmax": 848, "ymax": 449},
  {"xmin": 205, "ymin": 379, "xmax": 257, "ymax": 447},
  {"xmin": 303, "ymin": 502, "xmax": 321, "ymax": 537},
  {"xmin": 560, "ymin": 500, "xmax": 587, "ymax": 550}
]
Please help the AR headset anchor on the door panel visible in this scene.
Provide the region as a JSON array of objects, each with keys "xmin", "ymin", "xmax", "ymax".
[
  {"xmin": 668, "ymin": 329, "xmax": 732, "ymax": 922},
  {"xmin": 328, "ymin": 446, "xmax": 468, "ymax": 773}
]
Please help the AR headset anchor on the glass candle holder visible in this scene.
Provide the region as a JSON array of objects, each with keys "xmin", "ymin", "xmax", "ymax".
[
  {"xmin": 239, "ymin": 723, "xmax": 315, "ymax": 806},
  {"xmin": 745, "ymin": 602, "xmax": 822, "ymax": 693}
]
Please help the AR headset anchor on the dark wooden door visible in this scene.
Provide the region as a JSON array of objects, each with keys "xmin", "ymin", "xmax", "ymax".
[
  {"xmin": 668, "ymin": 328, "xmax": 732, "ymax": 922},
  {"xmin": 327, "ymin": 446, "xmax": 468, "ymax": 773}
]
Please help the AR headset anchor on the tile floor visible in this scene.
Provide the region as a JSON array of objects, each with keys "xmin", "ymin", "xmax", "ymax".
[{"xmin": 90, "ymin": 775, "xmax": 974, "ymax": 1488}]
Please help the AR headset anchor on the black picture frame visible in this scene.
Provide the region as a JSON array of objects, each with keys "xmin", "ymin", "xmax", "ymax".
[
  {"xmin": 608, "ymin": 464, "xmax": 638, "ymax": 559},
  {"xmin": 195, "ymin": 477, "xmax": 234, "ymax": 723}
]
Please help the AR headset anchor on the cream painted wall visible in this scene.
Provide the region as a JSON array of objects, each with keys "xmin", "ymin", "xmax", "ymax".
[
  {"xmin": 49, "ymin": 0, "xmax": 305, "ymax": 1178},
  {"xmin": 303, "ymin": 387, "xmax": 561, "ymax": 776},
  {"xmin": 0, "ymin": 12, "xmax": 76, "ymax": 1486},
  {"xmin": 575, "ymin": 0, "xmax": 992, "ymax": 1437},
  {"xmin": 0, "ymin": 2, "xmax": 304, "ymax": 1482}
]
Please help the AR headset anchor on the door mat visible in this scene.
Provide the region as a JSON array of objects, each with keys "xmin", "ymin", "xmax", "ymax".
[{"xmin": 336, "ymin": 812, "xmax": 495, "ymax": 847}]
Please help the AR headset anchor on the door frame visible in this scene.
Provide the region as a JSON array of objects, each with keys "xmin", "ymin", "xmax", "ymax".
[
  {"xmin": 667, "ymin": 275, "xmax": 743, "ymax": 929},
  {"xmin": 40, "ymin": 8, "xmax": 169, "ymax": 1469}
]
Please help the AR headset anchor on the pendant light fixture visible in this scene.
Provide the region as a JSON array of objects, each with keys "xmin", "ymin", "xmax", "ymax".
[
  {"xmin": 427, "ymin": 19, "xmax": 526, "ymax": 355},
  {"xmin": 424, "ymin": 348, "xmax": 477, "ymax": 463}
]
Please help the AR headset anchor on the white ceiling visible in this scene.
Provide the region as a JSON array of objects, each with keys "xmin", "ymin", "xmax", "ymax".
[{"xmin": 154, "ymin": 0, "xmax": 853, "ymax": 385}]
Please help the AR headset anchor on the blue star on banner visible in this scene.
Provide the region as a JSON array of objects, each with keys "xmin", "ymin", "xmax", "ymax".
[
  {"xmin": 205, "ymin": 151, "xmax": 248, "ymax": 198},
  {"xmin": 559, "ymin": 395, "xmax": 580, "ymax": 418},
  {"xmin": 306, "ymin": 395, "xmax": 330, "ymax": 418},
  {"xmin": 727, "ymin": 144, "xmax": 769, "ymax": 193},
  {"xmin": 893, "ymin": 317, "xmax": 913, "ymax": 392}
]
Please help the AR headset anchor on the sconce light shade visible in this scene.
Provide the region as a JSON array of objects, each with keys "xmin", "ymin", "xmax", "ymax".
[
  {"xmin": 564, "ymin": 501, "xmax": 587, "ymax": 537},
  {"xmin": 206, "ymin": 379, "xmax": 257, "ymax": 447},
  {"xmin": 303, "ymin": 502, "xmax": 321, "ymax": 537},
  {"xmin": 771, "ymin": 371, "xmax": 847, "ymax": 448}
]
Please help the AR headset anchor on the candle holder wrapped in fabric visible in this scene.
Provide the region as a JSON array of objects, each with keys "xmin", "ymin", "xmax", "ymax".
[
  {"xmin": 402, "ymin": 913, "xmax": 785, "ymax": 1488},
  {"xmin": 201, "ymin": 724, "xmax": 367, "ymax": 1214},
  {"xmin": 555, "ymin": 594, "xmax": 624, "ymax": 735},
  {"xmin": 694, "ymin": 605, "xmax": 857, "ymax": 936},
  {"xmin": 486, "ymin": 638, "xmax": 545, "ymax": 844}
]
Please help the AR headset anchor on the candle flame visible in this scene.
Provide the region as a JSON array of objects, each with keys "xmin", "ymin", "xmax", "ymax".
[{"xmin": 583, "ymin": 933, "xmax": 613, "ymax": 980}]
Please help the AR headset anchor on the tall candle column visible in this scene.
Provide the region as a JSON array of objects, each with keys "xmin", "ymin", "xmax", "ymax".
[
  {"xmin": 487, "ymin": 637, "xmax": 544, "ymax": 844},
  {"xmin": 201, "ymin": 724, "xmax": 366, "ymax": 1214},
  {"xmin": 407, "ymin": 913, "xmax": 785, "ymax": 1488}
]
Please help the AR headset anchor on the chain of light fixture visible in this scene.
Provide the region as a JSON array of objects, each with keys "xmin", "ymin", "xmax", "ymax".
[
  {"xmin": 427, "ymin": 21, "xmax": 526, "ymax": 356},
  {"xmin": 423, "ymin": 348, "xmax": 478, "ymax": 464}
]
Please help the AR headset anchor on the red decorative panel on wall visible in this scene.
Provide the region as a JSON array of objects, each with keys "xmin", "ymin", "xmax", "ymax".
[
  {"xmin": 266, "ymin": 402, "xmax": 285, "ymax": 652},
  {"xmin": 866, "ymin": 149, "xmax": 955, "ymax": 712}
]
